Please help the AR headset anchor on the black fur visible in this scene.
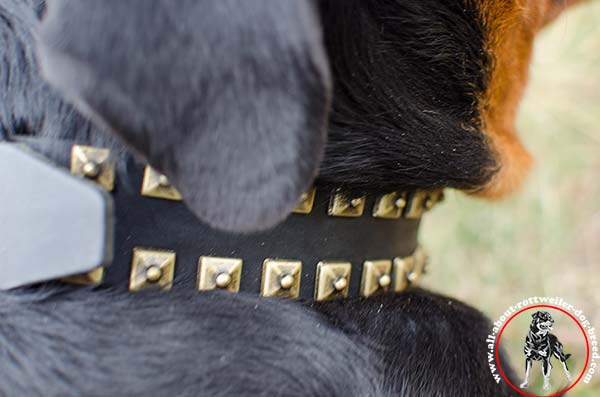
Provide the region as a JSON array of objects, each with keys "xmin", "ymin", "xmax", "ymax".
[
  {"xmin": 0, "ymin": 1, "xmax": 521, "ymax": 396},
  {"xmin": 0, "ymin": 284, "xmax": 522, "ymax": 396},
  {"xmin": 318, "ymin": 0, "xmax": 497, "ymax": 193},
  {"xmin": 0, "ymin": 0, "xmax": 115, "ymax": 147},
  {"xmin": 316, "ymin": 290, "xmax": 520, "ymax": 396},
  {"xmin": 0, "ymin": 285, "xmax": 384, "ymax": 396}
]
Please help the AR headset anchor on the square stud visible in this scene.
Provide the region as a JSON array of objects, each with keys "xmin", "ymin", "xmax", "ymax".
[
  {"xmin": 314, "ymin": 261, "xmax": 351, "ymax": 301},
  {"xmin": 328, "ymin": 191, "xmax": 366, "ymax": 217},
  {"xmin": 62, "ymin": 267, "xmax": 105, "ymax": 286},
  {"xmin": 197, "ymin": 256, "xmax": 242, "ymax": 293},
  {"xmin": 392, "ymin": 256, "xmax": 413, "ymax": 292},
  {"xmin": 360, "ymin": 260, "xmax": 392, "ymax": 297},
  {"xmin": 403, "ymin": 191, "xmax": 428, "ymax": 219},
  {"xmin": 292, "ymin": 187, "xmax": 316, "ymax": 214},
  {"xmin": 70, "ymin": 145, "xmax": 115, "ymax": 191},
  {"xmin": 423, "ymin": 190, "xmax": 444, "ymax": 211},
  {"xmin": 260, "ymin": 259, "xmax": 302, "ymax": 299},
  {"xmin": 141, "ymin": 166, "xmax": 182, "ymax": 201},
  {"xmin": 407, "ymin": 246, "xmax": 427, "ymax": 284},
  {"xmin": 372, "ymin": 192, "xmax": 407, "ymax": 219},
  {"xmin": 129, "ymin": 248, "xmax": 176, "ymax": 291}
]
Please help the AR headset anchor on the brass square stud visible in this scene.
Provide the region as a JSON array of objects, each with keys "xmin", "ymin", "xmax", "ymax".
[
  {"xmin": 129, "ymin": 248, "xmax": 176, "ymax": 291},
  {"xmin": 197, "ymin": 256, "xmax": 242, "ymax": 293},
  {"xmin": 62, "ymin": 267, "xmax": 105, "ymax": 286},
  {"xmin": 372, "ymin": 192, "xmax": 407, "ymax": 219},
  {"xmin": 408, "ymin": 246, "xmax": 427, "ymax": 284},
  {"xmin": 292, "ymin": 187, "xmax": 316, "ymax": 214},
  {"xmin": 70, "ymin": 145, "xmax": 115, "ymax": 191},
  {"xmin": 392, "ymin": 256, "xmax": 413, "ymax": 292},
  {"xmin": 360, "ymin": 259, "xmax": 392, "ymax": 297},
  {"xmin": 260, "ymin": 259, "xmax": 302, "ymax": 299},
  {"xmin": 314, "ymin": 261, "xmax": 351, "ymax": 301},
  {"xmin": 141, "ymin": 166, "xmax": 182, "ymax": 201},
  {"xmin": 328, "ymin": 191, "xmax": 366, "ymax": 217},
  {"xmin": 423, "ymin": 190, "xmax": 444, "ymax": 211},
  {"xmin": 403, "ymin": 191, "xmax": 428, "ymax": 219}
]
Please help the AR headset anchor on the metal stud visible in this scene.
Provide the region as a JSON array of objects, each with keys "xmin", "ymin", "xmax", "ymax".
[
  {"xmin": 129, "ymin": 248, "xmax": 176, "ymax": 291},
  {"xmin": 378, "ymin": 274, "xmax": 391, "ymax": 288},
  {"xmin": 360, "ymin": 260, "xmax": 392, "ymax": 297},
  {"xmin": 328, "ymin": 191, "xmax": 366, "ymax": 217},
  {"xmin": 314, "ymin": 261, "xmax": 351, "ymax": 301},
  {"xmin": 404, "ymin": 190, "xmax": 445, "ymax": 219},
  {"xmin": 372, "ymin": 192, "xmax": 407, "ymax": 219},
  {"xmin": 197, "ymin": 256, "xmax": 242, "ymax": 293},
  {"xmin": 145, "ymin": 265, "xmax": 163, "ymax": 282},
  {"xmin": 423, "ymin": 189, "xmax": 444, "ymax": 211},
  {"xmin": 215, "ymin": 273, "xmax": 232, "ymax": 288},
  {"xmin": 402, "ymin": 191, "xmax": 427, "ymax": 219},
  {"xmin": 279, "ymin": 274, "xmax": 295, "ymax": 289},
  {"xmin": 70, "ymin": 145, "xmax": 115, "ymax": 191},
  {"xmin": 260, "ymin": 259, "xmax": 302, "ymax": 299},
  {"xmin": 408, "ymin": 246, "xmax": 427, "ymax": 284},
  {"xmin": 392, "ymin": 255, "xmax": 414, "ymax": 292},
  {"xmin": 292, "ymin": 187, "xmax": 316, "ymax": 214},
  {"xmin": 141, "ymin": 166, "xmax": 182, "ymax": 201},
  {"xmin": 334, "ymin": 277, "xmax": 348, "ymax": 291},
  {"xmin": 82, "ymin": 161, "xmax": 100, "ymax": 178},
  {"xmin": 62, "ymin": 267, "xmax": 105, "ymax": 286}
]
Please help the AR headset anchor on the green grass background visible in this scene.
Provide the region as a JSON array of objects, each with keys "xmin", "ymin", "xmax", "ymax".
[{"xmin": 420, "ymin": 3, "xmax": 600, "ymax": 396}]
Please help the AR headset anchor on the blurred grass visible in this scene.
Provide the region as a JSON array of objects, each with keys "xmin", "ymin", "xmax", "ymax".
[{"xmin": 420, "ymin": 2, "xmax": 600, "ymax": 395}]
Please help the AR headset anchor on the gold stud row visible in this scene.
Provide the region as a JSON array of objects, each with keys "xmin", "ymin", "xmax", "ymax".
[
  {"xmin": 70, "ymin": 145, "xmax": 182, "ymax": 200},
  {"xmin": 67, "ymin": 145, "xmax": 430, "ymax": 298},
  {"xmin": 65, "ymin": 247, "xmax": 427, "ymax": 302},
  {"xmin": 70, "ymin": 145, "xmax": 443, "ymax": 217},
  {"xmin": 295, "ymin": 188, "xmax": 443, "ymax": 219}
]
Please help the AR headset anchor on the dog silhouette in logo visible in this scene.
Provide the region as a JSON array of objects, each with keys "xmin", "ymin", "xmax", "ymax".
[{"xmin": 520, "ymin": 311, "xmax": 572, "ymax": 390}]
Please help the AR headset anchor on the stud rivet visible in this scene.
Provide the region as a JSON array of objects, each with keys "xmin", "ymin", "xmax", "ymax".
[
  {"xmin": 145, "ymin": 265, "xmax": 163, "ymax": 282},
  {"xmin": 82, "ymin": 161, "xmax": 101, "ymax": 179},
  {"xmin": 333, "ymin": 277, "xmax": 348, "ymax": 291},
  {"xmin": 261, "ymin": 259, "xmax": 302, "ymax": 298},
  {"xmin": 280, "ymin": 274, "xmax": 295, "ymax": 289},
  {"xmin": 215, "ymin": 272, "xmax": 232, "ymax": 288},
  {"xmin": 424, "ymin": 198, "xmax": 434, "ymax": 209},
  {"xmin": 158, "ymin": 174, "xmax": 170, "ymax": 187},
  {"xmin": 395, "ymin": 197, "xmax": 407, "ymax": 209},
  {"xmin": 378, "ymin": 274, "xmax": 391, "ymax": 288}
]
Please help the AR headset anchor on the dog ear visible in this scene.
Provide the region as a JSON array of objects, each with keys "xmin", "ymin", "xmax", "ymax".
[{"xmin": 36, "ymin": 0, "xmax": 331, "ymax": 232}]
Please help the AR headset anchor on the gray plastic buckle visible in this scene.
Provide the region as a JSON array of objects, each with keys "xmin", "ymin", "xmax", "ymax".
[{"xmin": 0, "ymin": 143, "xmax": 113, "ymax": 289}]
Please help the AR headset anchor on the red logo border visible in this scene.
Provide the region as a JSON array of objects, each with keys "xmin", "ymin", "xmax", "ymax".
[{"xmin": 495, "ymin": 304, "xmax": 591, "ymax": 397}]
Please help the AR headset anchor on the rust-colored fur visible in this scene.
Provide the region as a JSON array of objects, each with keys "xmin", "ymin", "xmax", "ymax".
[{"xmin": 474, "ymin": 0, "xmax": 583, "ymax": 198}]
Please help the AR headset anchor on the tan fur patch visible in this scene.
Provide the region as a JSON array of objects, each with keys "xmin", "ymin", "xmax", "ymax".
[{"xmin": 473, "ymin": 0, "xmax": 582, "ymax": 199}]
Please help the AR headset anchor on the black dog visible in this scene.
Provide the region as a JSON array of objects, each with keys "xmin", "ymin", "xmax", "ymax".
[
  {"xmin": 520, "ymin": 311, "xmax": 572, "ymax": 391},
  {"xmin": 0, "ymin": 0, "xmax": 584, "ymax": 396}
]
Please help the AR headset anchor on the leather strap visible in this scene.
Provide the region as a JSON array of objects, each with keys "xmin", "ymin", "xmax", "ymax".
[{"xmin": 8, "ymin": 138, "xmax": 433, "ymax": 300}]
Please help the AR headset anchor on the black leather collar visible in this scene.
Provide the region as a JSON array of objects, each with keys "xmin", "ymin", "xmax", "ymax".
[{"xmin": 3, "ymin": 138, "xmax": 443, "ymax": 301}]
